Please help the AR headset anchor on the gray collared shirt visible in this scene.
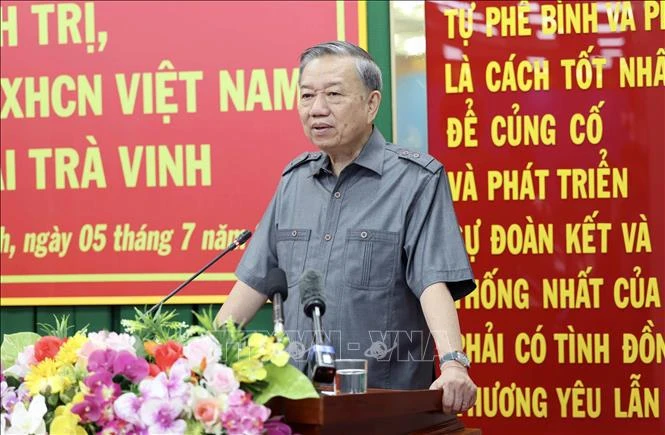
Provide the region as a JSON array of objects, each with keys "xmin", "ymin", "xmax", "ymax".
[{"xmin": 236, "ymin": 128, "xmax": 475, "ymax": 389}]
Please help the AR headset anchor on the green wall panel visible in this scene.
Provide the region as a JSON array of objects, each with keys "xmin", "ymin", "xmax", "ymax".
[
  {"xmin": 74, "ymin": 307, "xmax": 113, "ymax": 334},
  {"xmin": 245, "ymin": 305, "xmax": 273, "ymax": 333},
  {"xmin": 367, "ymin": 0, "xmax": 393, "ymax": 142},
  {"xmin": 1, "ymin": 304, "xmax": 274, "ymax": 339},
  {"xmin": 1, "ymin": 307, "xmax": 35, "ymax": 336}
]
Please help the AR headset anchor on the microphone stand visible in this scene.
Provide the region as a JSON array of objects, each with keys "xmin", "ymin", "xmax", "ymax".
[
  {"xmin": 146, "ymin": 230, "xmax": 252, "ymax": 315},
  {"xmin": 272, "ymin": 292, "xmax": 285, "ymax": 335}
]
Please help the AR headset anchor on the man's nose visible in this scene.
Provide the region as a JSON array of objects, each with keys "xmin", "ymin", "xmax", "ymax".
[{"xmin": 310, "ymin": 93, "xmax": 330, "ymax": 116}]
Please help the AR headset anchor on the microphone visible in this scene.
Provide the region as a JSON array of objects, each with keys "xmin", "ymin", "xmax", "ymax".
[
  {"xmin": 266, "ymin": 268, "xmax": 288, "ymax": 335},
  {"xmin": 146, "ymin": 230, "xmax": 252, "ymax": 315},
  {"xmin": 299, "ymin": 270, "xmax": 336, "ymax": 384}
]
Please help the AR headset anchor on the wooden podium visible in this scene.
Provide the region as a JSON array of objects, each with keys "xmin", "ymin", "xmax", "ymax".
[{"xmin": 268, "ymin": 389, "xmax": 481, "ymax": 435}]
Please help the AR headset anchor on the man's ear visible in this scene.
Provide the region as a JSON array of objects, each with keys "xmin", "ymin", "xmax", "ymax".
[{"xmin": 366, "ymin": 90, "xmax": 382, "ymax": 123}]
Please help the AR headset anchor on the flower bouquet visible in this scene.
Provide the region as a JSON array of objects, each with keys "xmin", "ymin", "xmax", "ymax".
[{"xmin": 0, "ymin": 308, "xmax": 318, "ymax": 434}]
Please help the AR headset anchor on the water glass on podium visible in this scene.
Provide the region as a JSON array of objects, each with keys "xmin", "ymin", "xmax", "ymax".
[{"xmin": 334, "ymin": 359, "xmax": 368, "ymax": 394}]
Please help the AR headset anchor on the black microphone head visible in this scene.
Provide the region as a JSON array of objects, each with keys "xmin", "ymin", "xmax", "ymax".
[
  {"xmin": 235, "ymin": 230, "xmax": 252, "ymax": 246},
  {"xmin": 266, "ymin": 268, "xmax": 288, "ymax": 301},
  {"xmin": 299, "ymin": 270, "xmax": 326, "ymax": 317}
]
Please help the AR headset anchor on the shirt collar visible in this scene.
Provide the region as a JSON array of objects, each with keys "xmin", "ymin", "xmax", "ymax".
[{"xmin": 310, "ymin": 127, "xmax": 386, "ymax": 177}]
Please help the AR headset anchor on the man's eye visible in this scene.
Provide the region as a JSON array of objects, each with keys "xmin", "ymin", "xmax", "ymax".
[
  {"xmin": 327, "ymin": 92, "xmax": 341, "ymax": 97},
  {"xmin": 301, "ymin": 93, "xmax": 313, "ymax": 99}
]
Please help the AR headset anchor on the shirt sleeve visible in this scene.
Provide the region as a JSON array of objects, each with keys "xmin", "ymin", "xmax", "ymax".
[
  {"xmin": 234, "ymin": 184, "xmax": 281, "ymax": 296},
  {"xmin": 404, "ymin": 167, "xmax": 476, "ymax": 300}
]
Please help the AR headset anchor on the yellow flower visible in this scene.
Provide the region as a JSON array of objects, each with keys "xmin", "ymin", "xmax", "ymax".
[
  {"xmin": 244, "ymin": 333, "xmax": 271, "ymax": 359},
  {"xmin": 232, "ymin": 358, "xmax": 267, "ymax": 383},
  {"xmin": 247, "ymin": 333, "xmax": 270, "ymax": 348},
  {"xmin": 55, "ymin": 334, "xmax": 87, "ymax": 365},
  {"xmin": 25, "ymin": 358, "xmax": 68, "ymax": 395},
  {"xmin": 241, "ymin": 333, "xmax": 290, "ymax": 367},
  {"xmin": 269, "ymin": 342, "xmax": 290, "ymax": 367},
  {"xmin": 50, "ymin": 404, "xmax": 87, "ymax": 435}
]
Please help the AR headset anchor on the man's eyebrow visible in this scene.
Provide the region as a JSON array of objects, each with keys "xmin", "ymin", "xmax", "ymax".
[{"xmin": 300, "ymin": 81, "xmax": 345, "ymax": 89}]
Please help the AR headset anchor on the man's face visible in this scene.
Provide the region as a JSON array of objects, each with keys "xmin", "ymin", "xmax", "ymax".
[{"xmin": 298, "ymin": 55, "xmax": 380, "ymax": 154}]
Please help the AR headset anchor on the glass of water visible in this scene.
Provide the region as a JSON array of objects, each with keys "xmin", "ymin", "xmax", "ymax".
[{"xmin": 334, "ymin": 359, "xmax": 368, "ymax": 394}]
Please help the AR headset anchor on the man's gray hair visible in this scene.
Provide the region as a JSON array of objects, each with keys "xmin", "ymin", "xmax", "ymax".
[{"xmin": 299, "ymin": 41, "xmax": 382, "ymax": 92}]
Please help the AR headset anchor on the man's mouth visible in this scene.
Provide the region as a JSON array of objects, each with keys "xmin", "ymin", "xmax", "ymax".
[{"xmin": 312, "ymin": 123, "xmax": 332, "ymax": 131}]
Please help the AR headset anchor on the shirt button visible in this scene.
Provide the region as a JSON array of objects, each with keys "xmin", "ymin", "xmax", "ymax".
[
  {"xmin": 324, "ymin": 234, "xmax": 332, "ymax": 241},
  {"xmin": 413, "ymin": 152, "xmax": 420, "ymax": 158},
  {"xmin": 333, "ymin": 191, "xmax": 341, "ymax": 199},
  {"xmin": 291, "ymin": 230, "xmax": 298, "ymax": 237},
  {"xmin": 401, "ymin": 150, "xmax": 409, "ymax": 156},
  {"xmin": 360, "ymin": 231, "xmax": 368, "ymax": 239}
]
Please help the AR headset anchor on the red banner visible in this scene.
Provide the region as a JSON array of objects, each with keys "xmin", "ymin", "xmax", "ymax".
[
  {"xmin": 0, "ymin": 1, "xmax": 361, "ymax": 305},
  {"xmin": 426, "ymin": 1, "xmax": 664, "ymax": 433}
]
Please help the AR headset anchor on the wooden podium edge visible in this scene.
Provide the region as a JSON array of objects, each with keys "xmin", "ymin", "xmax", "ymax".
[{"xmin": 268, "ymin": 389, "xmax": 481, "ymax": 434}]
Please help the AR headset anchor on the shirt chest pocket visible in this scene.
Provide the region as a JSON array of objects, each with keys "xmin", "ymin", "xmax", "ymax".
[
  {"xmin": 343, "ymin": 229, "xmax": 399, "ymax": 290},
  {"xmin": 276, "ymin": 229, "xmax": 311, "ymax": 284}
]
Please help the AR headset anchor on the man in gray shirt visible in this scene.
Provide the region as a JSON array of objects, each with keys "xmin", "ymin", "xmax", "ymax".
[{"xmin": 216, "ymin": 41, "xmax": 477, "ymax": 414}]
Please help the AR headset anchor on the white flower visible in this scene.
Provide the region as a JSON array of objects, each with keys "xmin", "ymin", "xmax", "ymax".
[
  {"xmin": 5, "ymin": 394, "xmax": 47, "ymax": 435},
  {"xmin": 78, "ymin": 331, "xmax": 136, "ymax": 360},
  {"xmin": 113, "ymin": 392, "xmax": 143, "ymax": 427},
  {"xmin": 189, "ymin": 384, "xmax": 212, "ymax": 402},
  {"xmin": 139, "ymin": 398, "xmax": 186, "ymax": 434},
  {"xmin": 139, "ymin": 372, "xmax": 169, "ymax": 400},
  {"xmin": 203, "ymin": 363, "xmax": 239, "ymax": 396},
  {"xmin": 104, "ymin": 332, "xmax": 137, "ymax": 352},
  {"xmin": 5, "ymin": 345, "xmax": 36, "ymax": 379},
  {"xmin": 183, "ymin": 335, "xmax": 221, "ymax": 371}
]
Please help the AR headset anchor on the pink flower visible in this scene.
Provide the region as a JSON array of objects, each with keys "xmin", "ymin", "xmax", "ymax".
[
  {"xmin": 1, "ymin": 381, "xmax": 18, "ymax": 413},
  {"xmin": 189, "ymin": 385, "xmax": 225, "ymax": 432},
  {"xmin": 194, "ymin": 398, "xmax": 220, "ymax": 424},
  {"xmin": 265, "ymin": 416, "xmax": 293, "ymax": 435},
  {"xmin": 203, "ymin": 363, "xmax": 239, "ymax": 395},
  {"xmin": 112, "ymin": 351, "xmax": 149, "ymax": 383},
  {"xmin": 72, "ymin": 398, "xmax": 103, "ymax": 423},
  {"xmin": 74, "ymin": 371, "xmax": 121, "ymax": 425},
  {"xmin": 87, "ymin": 349, "xmax": 118, "ymax": 373},
  {"xmin": 221, "ymin": 390, "xmax": 271, "ymax": 435},
  {"xmin": 183, "ymin": 335, "xmax": 221, "ymax": 372},
  {"xmin": 99, "ymin": 420, "xmax": 145, "ymax": 435},
  {"xmin": 228, "ymin": 389, "xmax": 252, "ymax": 407}
]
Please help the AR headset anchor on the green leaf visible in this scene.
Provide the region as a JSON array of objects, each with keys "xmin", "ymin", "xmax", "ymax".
[
  {"xmin": 252, "ymin": 363, "xmax": 319, "ymax": 405},
  {"xmin": 212, "ymin": 319, "xmax": 246, "ymax": 366},
  {"xmin": 184, "ymin": 419, "xmax": 204, "ymax": 435},
  {"xmin": 1, "ymin": 332, "xmax": 41, "ymax": 370},
  {"xmin": 192, "ymin": 306, "xmax": 217, "ymax": 332},
  {"xmin": 47, "ymin": 392, "xmax": 60, "ymax": 407},
  {"xmin": 38, "ymin": 314, "xmax": 73, "ymax": 338},
  {"xmin": 122, "ymin": 307, "xmax": 189, "ymax": 343}
]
